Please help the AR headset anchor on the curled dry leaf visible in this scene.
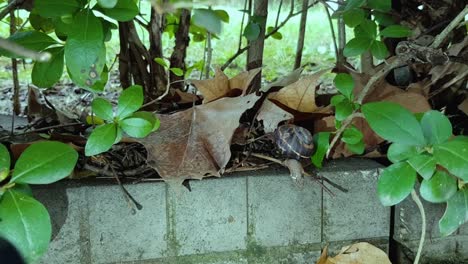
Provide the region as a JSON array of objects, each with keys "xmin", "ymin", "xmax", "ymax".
[
  {"xmin": 190, "ymin": 67, "xmax": 262, "ymax": 103},
  {"xmin": 268, "ymin": 69, "xmax": 329, "ymax": 113},
  {"xmin": 316, "ymin": 242, "xmax": 391, "ymax": 264},
  {"xmin": 261, "ymin": 67, "xmax": 304, "ymax": 92},
  {"xmin": 138, "ymin": 93, "xmax": 261, "ymax": 185},
  {"xmin": 257, "ymin": 99, "xmax": 294, "ymax": 133}
]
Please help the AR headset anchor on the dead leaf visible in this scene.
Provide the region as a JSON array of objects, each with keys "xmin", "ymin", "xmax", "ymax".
[
  {"xmin": 174, "ymin": 89, "xmax": 201, "ymax": 104},
  {"xmin": 316, "ymin": 245, "xmax": 329, "ymax": 264},
  {"xmin": 229, "ymin": 67, "xmax": 262, "ymax": 95},
  {"xmin": 261, "ymin": 67, "xmax": 304, "ymax": 92},
  {"xmin": 257, "ymin": 99, "xmax": 294, "ymax": 133},
  {"xmin": 383, "ymin": 92, "xmax": 431, "ymax": 113},
  {"xmin": 458, "ymin": 98, "xmax": 468, "ymax": 116},
  {"xmin": 138, "ymin": 93, "xmax": 261, "ymax": 185},
  {"xmin": 318, "ymin": 242, "xmax": 391, "ymax": 264},
  {"xmin": 268, "ymin": 69, "xmax": 329, "ymax": 113}
]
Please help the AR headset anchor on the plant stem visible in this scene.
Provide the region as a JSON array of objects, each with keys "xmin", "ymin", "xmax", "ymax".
[
  {"xmin": 411, "ymin": 189, "xmax": 426, "ymax": 264},
  {"xmin": 430, "ymin": 5, "xmax": 468, "ymax": 49}
]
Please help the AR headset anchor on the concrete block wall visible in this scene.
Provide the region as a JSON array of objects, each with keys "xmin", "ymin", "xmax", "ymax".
[{"xmin": 33, "ymin": 159, "xmax": 390, "ymax": 264}]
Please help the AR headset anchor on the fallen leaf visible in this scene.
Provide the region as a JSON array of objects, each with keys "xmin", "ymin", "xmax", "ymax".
[
  {"xmin": 268, "ymin": 69, "xmax": 329, "ymax": 113},
  {"xmin": 383, "ymin": 92, "xmax": 431, "ymax": 113},
  {"xmin": 321, "ymin": 242, "xmax": 391, "ymax": 264},
  {"xmin": 257, "ymin": 99, "xmax": 294, "ymax": 133},
  {"xmin": 261, "ymin": 67, "xmax": 304, "ymax": 92},
  {"xmin": 229, "ymin": 67, "xmax": 262, "ymax": 95},
  {"xmin": 316, "ymin": 245, "xmax": 329, "ymax": 264},
  {"xmin": 138, "ymin": 93, "xmax": 261, "ymax": 185},
  {"xmin": 458, "ymin": 98, "xmax": 468, "ymax": 116},
  {"xmin": 190, "ymin": 68, "xmax": 229, "ymax": 103},
  {"xmin": 174, "ymin": 89, "xmax": 201, "ymax": 104}
]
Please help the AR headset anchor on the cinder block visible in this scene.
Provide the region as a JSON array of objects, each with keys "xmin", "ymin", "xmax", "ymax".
[
  {"xmin": 321, "ymin": 163, "xmax": 390, "ymax": 242},
  {"xmin": 87, "ymin": 183, "xmax": 167, "ymax": 263},
  {"xmin": 247, "ymin": 170, "xmax": 322, "ymax": 247},
  {"xmin": 170, "ymin": 176, "xmax": 248, "ymax": 256}
]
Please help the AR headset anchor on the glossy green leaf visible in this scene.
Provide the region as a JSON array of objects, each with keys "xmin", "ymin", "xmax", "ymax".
[
  {"xmin": 380, "ymin": 25, "xmax": 412, "ymax": 38},
  {"xmin": 433, "ymin": 137, "xmax": 468, "ymax": 181},
  {"xmin": 170, "ymin": 67, "xmax": 184, "ymax": 76},
  {"xmin": 311, "ymin": 132, "xmax": 330, "ymax": 168},
  {"xmin": 344, "ymin": 0, "xmax": 366, "ymax": 10},
  {"xmin": 0, "ymin": 144, "xmax": 10, "ymax": 181},
  {"xmin": 32, "ymin": 47, "xmax": 64, "ymax": 88},
  {"xmin": 346, "ymin": 140, "xmax": 365, "ymax": 154},
  {"xmin": 114, "ymin": 125, "xmax": 123, "ymax": 144},
  {"xmin": 357, "ymin": 19, "xmax": 377, "ymax": 38},
  {"xmin": 361, "ymin": 102, "xmax": 426, "ymax": 146},
  {"xmin": 368, "ymin": 0, "xmax": 391, "ymax": 11},
  {"xmin": 267, "ymin": 26, "xmax": 283, "ymax": 40},
  {"xmin": 65, "ymin": 11, "xmax": 106, "ymax": 88},
  {"xmin": 85, "ymin": 123, "xmax": 117, "ymax": 156},
  {"xmin": 331, "ymin": 94, "xmax": 346, "ymax": 106},
  {"xmin": 154, "ymin": 57, "xmax": 168, "ymax": 68},
  {"xmin": 373, "ymin": 11, "xmax": 395, "ymax": 26},
  {"xmin": 334, "ymin": 73, "xmax": 354, "ymax": 100},
  {"xmin": 100, "ymin": 0, "xmax": 138, "ymax": 21},
  {"xmin": 343, "ymin": 8, "xmax": 365, "ymax": 27},
  {"xmin": 13, "ymin": 184, "xmax": 33, "ymax": 197},
  {"xmin": 387, "ymin": 143, "xmax": 419, "ymax": 163},
  {"xmin": 370, "ymin": 40, "xmax": 389, "ymax": 59},
  {"xmin": 243, "ymin": 22, "xmax": 260, "ymax": 41},
  {"xmin": 0, "ymin": 31, "xmax": 57, "ymax": 58},
  {"xmin": 98, "ymin": 0, "xmax": 118, "ymax": 8},
  {"xmin": 407, "ymin": 153, "xmax": 436, "ymax": 180},
  {"xmin": 121, "ymin": 117, "xmax": 153, "ymax": 138},
  {"xmin": 377, "ymin": 162, "xmax": 417, "ymax": 206},
  {"xmin": 92, "ymin": 98, "xmax": 113, "ymax": 121},
  {"xmin": 342, "ymin": 126, "xmax": 363, "ymax": 144},
  {"xmin": 11, "ymin": 141, "xmax": 77, "ymax": 184},
  {"xmin": 117, "ymin": 85, "xmax": 144, "ymax": 119},
  {"xmin": 335, "ymin": 100, "xmax": 354, "ymax": 121},
  {"xmin": 0, "ymin": 189, "xmax": 51, "ymax": 263},
  {"xmin": 193, "ymin": 9, "xmax": 222, "ymax": 35},
  {"xmin": 131, "ymin": 111, "xmax": 160, "ymax": 132},
  {"xmin": 34, "ymin": 0, "xmax": 81, "ymax": 18},
  {"xmin": 29, "ymin": 13, "xmax": 55, "ymax": 33},
  {"xmin": 420, "ymin": 170, "xmax": 457, "ymax": 203},
  {"xmin": 421, "ymin": 110, "xmax": 452, "ymax": 145},
  {"xmin": 439, "ymin": 188, "xmax": 468, "ymax": 236},
  {"xmin": 343, "ymin": 37, "xmax": 373, "ymax": 57},
  {"xmin": 90, "ymin": 64, "xmax": 109, "ymax": 92},
  {"xmin": 214, "ymin": 9, "xmax": 230, "ymax": 23}
]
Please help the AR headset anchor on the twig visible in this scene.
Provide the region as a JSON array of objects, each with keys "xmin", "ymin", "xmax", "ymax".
[
  {"xmin": 0, "ymin": 122, "xmax": 83, "ymax": 141},
  {"xmin": 429, "ymin": 69, "xmax": 468, "ymax": 98},
  {"xmin": 141, "ymin": 79, "xmax": 186, "ymax": 108},
  {"xmin": 321, "ymin": 1, "xmax": 339, "ymax": 63},
  {"xmin": 411, "ymin": 189, "xmax": 426, "ymax": 264},
  {"xmin": 238, "ymin": 0, "xmax": 248, "ymax": 50},
  {"xmin": 430, "ymin": 5, "xmax": 468, "ymax": 49},
  {"xmin": 326, "ymin": 112, "xmax": 364, "ymax": 158},
  {"xmin": 274, "ymin": 0, "xmax": 283, "ymax": 28},
  {"xmin": 0, "ymin": 0, "xmax": 23, "ymax": 21},
  {"xmin": 204, "ymin": 32, "xmax": 212, "ymax": 79},
  {"xmin": 0, "ymin": 38, "xmax": 51, "ymax": 62}
]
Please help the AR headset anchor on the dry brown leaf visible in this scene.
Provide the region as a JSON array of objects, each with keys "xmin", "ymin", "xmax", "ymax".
[
  {"xmin": 138, "ymin": 94, "xmax": 261, "ymax": 185},
  {"xmin": 229, "ymin": 67, "xmax": 262, "ymax": 95},
  {"xmin": 190, "ymin": 68, "xmax": 229, "ymax": 103},
  {"xmin": 383, "ymin": 92, "xmax": 431, "ymax": 113},
  {"xmin": 319, "ymin": 242, "xmax": 391, "ymax": 264},
  {"xmin": 261, "ymin": 67, "xmax": 304, "ymax": 92},
  {"xmin": 458, "ymin": 98, "xmax": 468, "ymax": 116},
  {"xmin": 174, "ymin": 89, "xmax": 200, "ymax": 104},
  {"xmin": 257, "ymin": 99, "xmax": 294, "ymax": 133},
  {"xmin": 268, "ymin": 69, "xmax": 329, "ymax": 113},
  {"xmin": 316, "ymin": 245, "xmax": 329, "ymax": 264}
]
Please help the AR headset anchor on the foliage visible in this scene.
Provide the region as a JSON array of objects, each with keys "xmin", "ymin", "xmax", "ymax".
[{"xmin": 0, "ymin": 142, "xmax": 78, "ymax": 262}]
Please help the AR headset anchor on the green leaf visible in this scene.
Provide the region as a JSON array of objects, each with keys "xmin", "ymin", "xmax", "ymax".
[
  {"xmin": 439, "ymin": 188, "xmax": 468, "ymax": 236},
  {"xmin": 92, "ymin": 98, "xmax": 113, "ymax": 121},
  {"xmin": 193, "ymin": 9, "xmax": 222, "ymax": 35},
  {"xmin": 387, "ymin": 143, "xmax": 419, "ymax": 163},
  {"xmin": 421, "ymin": 110, "xmax": 452, "ymax": 145},
  {"xmin": 380, "ymin": 25, "xmax": 412, "ymax": 38},
  {"xmin": 343, "ymin": 8, "xmax": 365, "ymax": 27},
  {"xmin": 407, "ymin": 153, "xmax": 436, "ymax": 180},
  {"xmin": 311, "ymin": 132, "xmax": 330, "ymax": 168},
  {"xmin": 13, "ymin": 184, "xmax": 33, "ymax": 197},
  {"xmin": 34, "ymin": 0, "xmax": 81, "ymax": 18},
  {"xmin": 331, "ymin": 94, "xmax": 346, "ymax": 106},
  {"xmin": 120, "ymin": 117, "xmax": 153, "ymax": 138},
  {"xmin": 267, "ymin": 26, "xmax": 283, "ymax": 40},
  {"xmin": 357, "ymin": 19, "xmax": 377, "ymax": 38},
  {"xmin": 370, "ymin": 40, "xmax": 389, "ymax": 59},
  {"xmin": 335, "ymin": 100, "xmax": 354, "ymax": 121},
  {"xmin": 377, "ymin": 162, "xmax": 417, "ymax": 206},
  {"xmin": 361, "ymin": 102, "xmax": 426, "ymax": 146},
  {"xmin": 29, "ymin": 13, "xmax": 55, "ymax": 33},
  {"xmin": 243, "ymin": 22, "xmax": 260, "ymax": 41},
  {"xmin": 10, "ymin": 141, "xmax": 78, "ymax": 184},
  {"xmin": 154, "ymin": 57, "xmax": 168, "ymax": 68},
  {"xmin": 32, "ymin": 47, "xmax": 64, "ymax": 88},
  {"xmin": 98, "ymin": 0, "xmax": 118, "ymax": 8},
  {"xmin": 0, "ymin": 31, "xmax": 57, "ymax": 58},
  {"xmin": 346, "ymin": 140, "xmax": 365, "ymax": 154},
  {"xmin": 342, "ymin": 126, "xmax": 363, "ymax": 144},
  {"xmin": 420, "ymin": 170, "xmax": 457, "ymax": 203},
  {"xmin": 99, "ymin": 0, "xmax": 138, "ymax": 21},
  {"xmin": 373, "ymin": 11, "xmax": 395, "ymax": 26},
  {"xmin": 0, "ymin": 144, "xmax": 10, "ymax": 181},
  {"xmin": 85, "ymin": 123, "xmax": 117, "ymax": 156},
  {"xmin": 343, "ymin": 37, "xmax": 373, "ymax": 57},
  {"xmin": 433, "ymin": 137, "xmax": 468, "ymax": 181},
  {"xmin": 90, "ymin": 64, "xmax": 109, "ymax": 92},
  {"xmin": 368, "ymin": 0, "xmax": 391, "ymax": 11},
  {"xmin": 214, "ymin": 9, "xmax": 230, "ymax": 23},
  {"xmin": 131, "ymin": 111, "xmax": 160, "ymax": 132},
  {"xmin": 170, "ymin": 67, "xmax": 184, "ymax": 76},
  {"xmin": 117, "ymin": 85, "xmax": 144, "ymax": 119},
  {"xmin": 0, "ymin": 189, "xmax": 51, "ymax": 263},
  {"xmin": 334, "ymin": 73, "xmax": 354, "ymax": 100},
  {"xmin": 344, "ymin": 0, "xmax": 366, "ymax": 10},
  {"xmin": 65, "ymin": 11, "xmax": 106, "ymax": 88}
]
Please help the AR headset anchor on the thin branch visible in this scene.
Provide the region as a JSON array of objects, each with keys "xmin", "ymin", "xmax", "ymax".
[
  {"xmin": 274, "ymin": 0, "xmax": 283, "ymax": 28},
  {"xmin": 321, "ymin": 1, "xmax": 339, "ymax": 63},
  {"xmin": 141, "ymin": 79, "xmax": 187, "ymax": 108},
  {"xmin": 238, "ymin": 0, "xmax": 248, "ymax": 50},
  {"xmin": 0, "ymin": 0, "xmax": 23, "ymax": 21},
  {"xmin": 431, "ymin": 5, "xmax": 468, "ymax": 49},
  {"xmin": 0, "ymin": 38, "xmax": 51, "ymax": 62},
  {"xmin": 326, "ymin": 112, "xmax": 364, "ymax": 158},
  {"xmin": 411, "ymin": 189, "xmax": 426, "ymax": 264}
]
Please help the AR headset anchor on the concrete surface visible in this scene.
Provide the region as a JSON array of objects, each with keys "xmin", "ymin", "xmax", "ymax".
[{"xmin": 33, "ymin": 159, "xmax": 391, "ymax": 264}]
